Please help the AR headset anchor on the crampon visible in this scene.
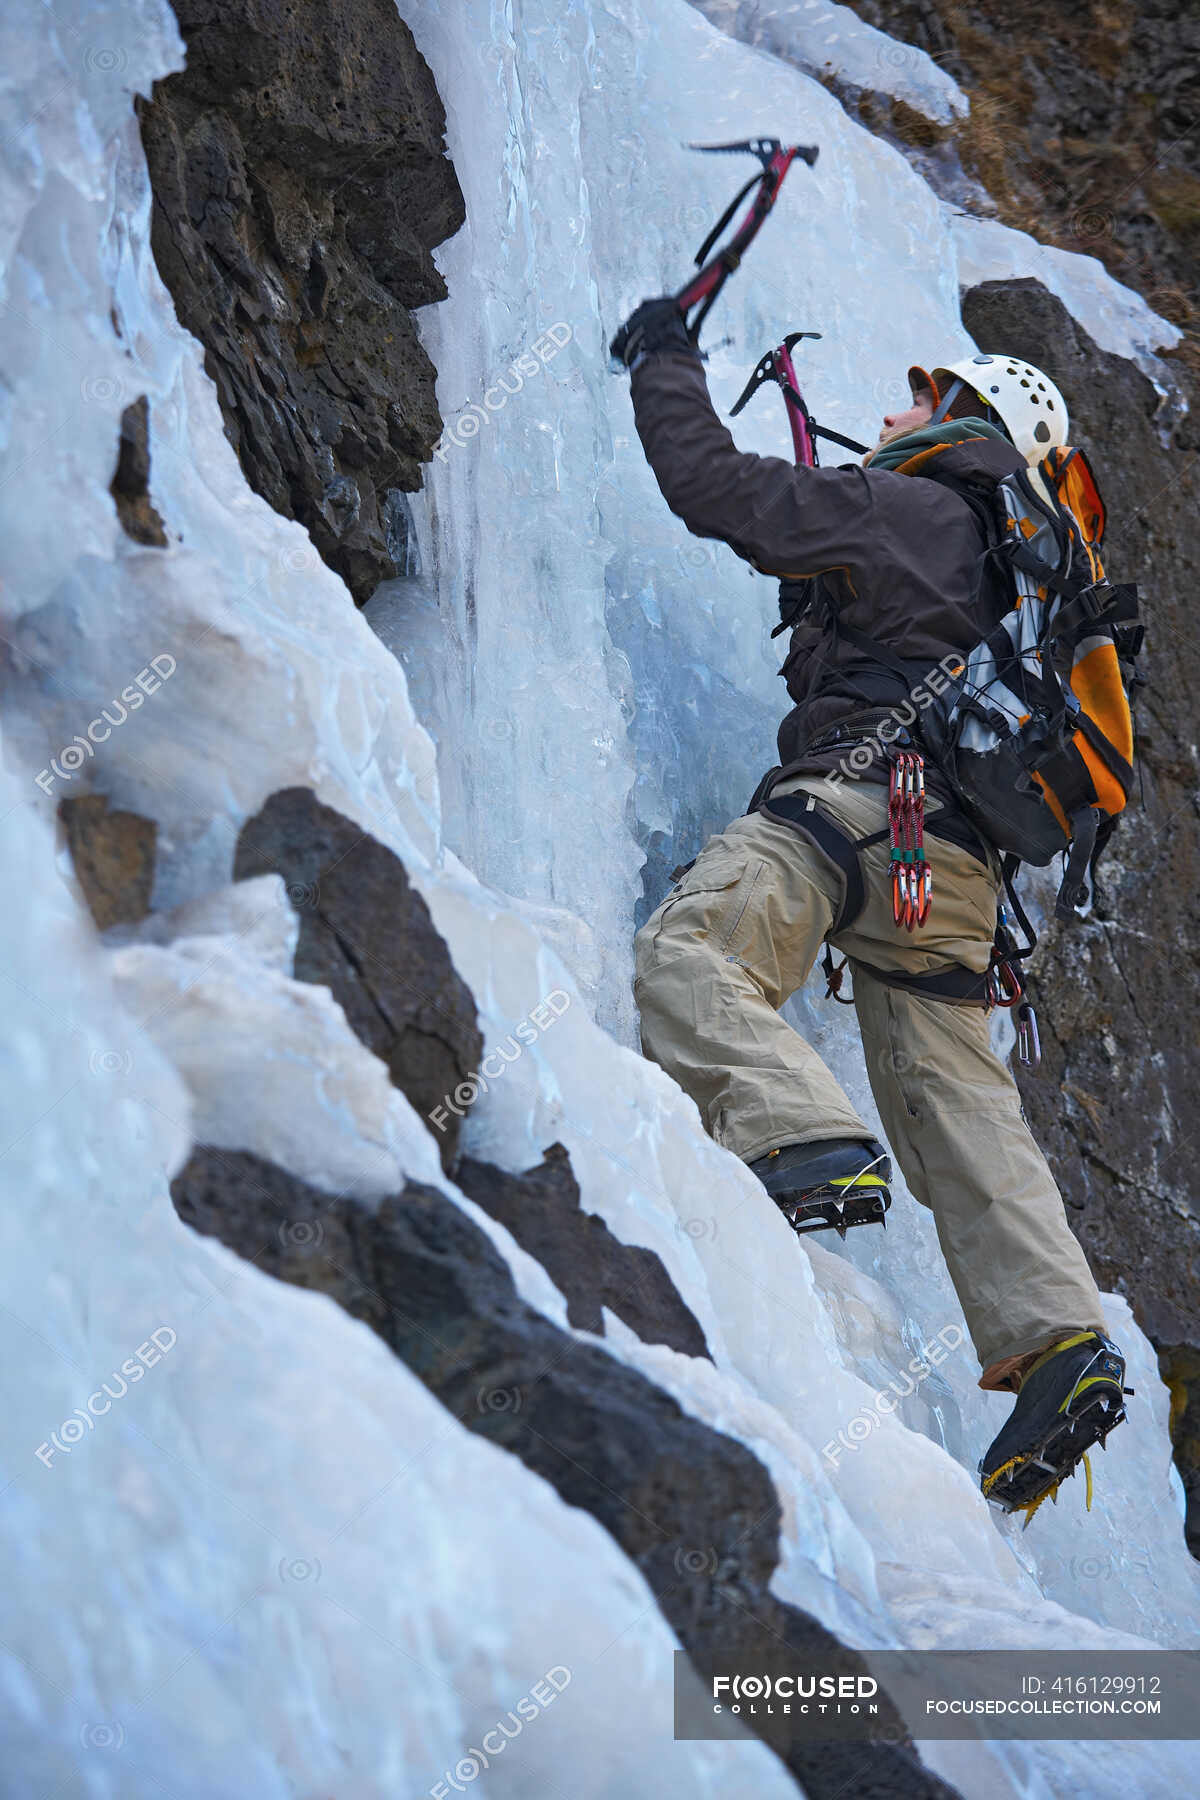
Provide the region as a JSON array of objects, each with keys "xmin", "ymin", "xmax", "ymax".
[
  {"xmin": 749, "ymin": 1137, "xmax": 892, "ymax": 1239},
  {"xmin": 980, "ymin": 1331, "xmax": 1133, "ymax": 1526}
]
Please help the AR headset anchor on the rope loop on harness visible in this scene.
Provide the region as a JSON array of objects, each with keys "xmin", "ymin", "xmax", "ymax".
[{"xmin": 822, "ymin": 945, "xmax": 855, "ymax": 1004}]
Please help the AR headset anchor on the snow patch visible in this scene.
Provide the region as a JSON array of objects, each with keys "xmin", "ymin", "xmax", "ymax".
[
  {"xmin": 953, "ymin": 213, "xmax": 1183, "ymax": 372},
  {"xmin": 688, "ymin": 0, "xmax": 970, "ymax": 124}
]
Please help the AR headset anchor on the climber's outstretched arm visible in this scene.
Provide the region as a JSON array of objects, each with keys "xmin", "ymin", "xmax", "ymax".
[{"xmin": 628, "ymin": 349, "xmax": 949, "ymax": 590}]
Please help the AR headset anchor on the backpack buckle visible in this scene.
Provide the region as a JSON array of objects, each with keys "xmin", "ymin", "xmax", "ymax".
[
  {"xmin": 1113, "ymin": 622, "xmax": 1145, "ymax": 661},
  {"xmin": 1055, "ymin": 805, "xmax": 1101, "ymax": 919},
  {"xmin": 1074, "ymin": 581, "xmax": 1110, "ymax": 623}
]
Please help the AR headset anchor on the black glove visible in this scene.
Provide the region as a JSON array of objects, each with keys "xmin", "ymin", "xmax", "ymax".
[{"xmin": 609, "ymin": 296, "xmax": 701, "ymax": 371}]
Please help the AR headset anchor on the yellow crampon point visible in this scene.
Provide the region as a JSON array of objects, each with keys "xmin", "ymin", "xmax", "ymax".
[
  {"xmin": 979, "ymin": 1330, "xmax": 1129, "ymax": 1521},
  {"xmin": 983, "ymin": 1447, "xmax": 1095, "ymax": 1528}
]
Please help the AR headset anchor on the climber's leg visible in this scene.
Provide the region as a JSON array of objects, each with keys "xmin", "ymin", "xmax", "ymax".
[
  {"xmin": 633, "ymin": 805, "xmax": 871, "ymax": 1165},
  {"xmin": 785, "ymin": 771, "xmax": 1109, "ymax": 1382},
  {"xmin": 850, "ymin": 969, "xmax": 1110, "ymax": 1382}
]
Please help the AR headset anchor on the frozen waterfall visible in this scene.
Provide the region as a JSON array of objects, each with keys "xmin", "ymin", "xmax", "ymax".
[{"xmin": 0, "ymin": 0, "xmax": 1194, "ymax": 1797}]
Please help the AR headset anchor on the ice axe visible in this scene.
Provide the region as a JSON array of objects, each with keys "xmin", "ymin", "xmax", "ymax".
[
  {"xmin": 730, "ymin": 330, "xmax": 870, "ymax": 466},
  {"xmin": 609, "ymin": 139, "xmax": 818, "ymax": 368},
  {"xmin": 729, "ymin": 331, "xmax": 871, "ymax": 643},
  {"xmin": 673, "ymin": 138, "xmax": 819, "ymax": 345}
]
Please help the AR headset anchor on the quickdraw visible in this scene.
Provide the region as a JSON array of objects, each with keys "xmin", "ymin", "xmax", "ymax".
[
  {"xmin": 888, "ymin": 749, "xmax": 931, "ymax": 930},
  {"xmin": 984, "ymin": 924, "xmax": 1023, "ymax": 1009},
  {"xmin": 985, "ymin": 903, "xmax": 1042, "ymax": 1069},
  {"xmin": 674, "ymin": 139, "xmax": 819, "ymax": 344}
]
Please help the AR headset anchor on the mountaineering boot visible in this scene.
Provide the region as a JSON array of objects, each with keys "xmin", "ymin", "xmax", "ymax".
[
  {"xmin": 749, "ymin": 1137, "xmax": 892, "ymax": 1238},
  {"xmin": 980, "ymin": 1331, "xmax": 1133, "ymax": 1524}
]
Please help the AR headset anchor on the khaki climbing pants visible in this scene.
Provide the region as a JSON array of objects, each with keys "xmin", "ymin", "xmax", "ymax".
[{"xmin": 634, "ymin": 773, "xmax": 1109, "ymax": 1385}]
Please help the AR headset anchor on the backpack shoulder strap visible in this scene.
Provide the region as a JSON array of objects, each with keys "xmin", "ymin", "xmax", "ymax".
[
  {"xmin": 831, "ymin": 616, "xmax": 943, "ymax": 693},
  {"xmin": 770, "ymin": 573, "xmax": 824, "ymax": 640},
  {"xmin": 919, "ymin": 465, "xmax": 1001, "ymax": 539}
]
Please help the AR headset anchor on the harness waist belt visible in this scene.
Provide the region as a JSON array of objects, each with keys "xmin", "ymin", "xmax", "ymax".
[
  {"xmin": 849, "ymin": 958, "xmax": 990, "ymax": 1008},
  {"xmin": 752, "ymin": 769, "xmax": 992, "ymax": 871},
  {"xmin": 797, "ymin": 712, "xmax": 902, "ymax": 756},
  {"xmin": 754, "ymin": 787, "xmax": 994, "ymax": 1007}
]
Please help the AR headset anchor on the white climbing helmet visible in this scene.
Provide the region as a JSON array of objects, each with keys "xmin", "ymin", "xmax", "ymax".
[{"xmin": 929, "ymin": 353, "xmax": 1069, "ymax": 465}]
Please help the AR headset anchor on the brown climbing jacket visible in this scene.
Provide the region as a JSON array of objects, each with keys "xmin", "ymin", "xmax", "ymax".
[{"xmin": 629, "ymin": 349, "xmax": 1026, "ymax": 785}]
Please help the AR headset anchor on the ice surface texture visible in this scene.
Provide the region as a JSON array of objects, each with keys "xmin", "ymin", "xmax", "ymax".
[{"xmin": 0, "ymin": 0, "xmax": 1194, "ymax": 1796}]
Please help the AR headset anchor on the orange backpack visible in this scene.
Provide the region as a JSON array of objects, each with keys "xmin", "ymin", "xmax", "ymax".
[{"xmin": 917, "ymin": 442, "xmax": 1142, "ymax": 917}]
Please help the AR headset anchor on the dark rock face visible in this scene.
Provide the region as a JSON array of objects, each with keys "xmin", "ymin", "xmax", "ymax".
[
  {"xmin": 171, "ymin": 1143, "xmax": 962, "ymax": 1800},
  {"xmin": 457, "ymin": 1141, "xmax": 711, "ymax": 1357},
  {"xmin": 1163, "ymin": 1345, "xmax": 1200, "ymax": 1557},
  {"xmin": 59, "ymin": 795, "xmax": 157, "ymax": 930},
  {"xmin": 960, "ymin": 277, "xmax": 1200, "ymax": 1552},
  {"xmin": 110, "ymin": 397, "xmax": 168, "ymax": 546},
  {"xmin": 233, "ymin": 788, "xmax": 481, "ymax": 1173},
  {"xmin": 138, "ymin": 0, "xmax": 464, "ymax": 602}
]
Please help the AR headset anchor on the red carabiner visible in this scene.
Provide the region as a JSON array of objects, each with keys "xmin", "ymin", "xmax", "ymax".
[
  {"xmin": 904, "ymin": 751, "xmax": 932, "ymax": 929},
  {"xmin": 987, "ymin": 957, "xmax": 1023, "ymax": 1009},
  {"xmin": 904, "ymin": 756, "xmax": 917, "ymax": 931},
  {"xmin": 889, "ymin": 754, "xmax": 907, "ymax": 927},
  {"xmin": 918, "ymin": 772, "xmax": 932, "ymax": 924}
]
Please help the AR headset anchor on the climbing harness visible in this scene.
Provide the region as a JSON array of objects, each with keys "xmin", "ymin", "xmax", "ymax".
[{"xmin": 747, "ymin": 756, "xmax": 1045, "ymax": 1065}]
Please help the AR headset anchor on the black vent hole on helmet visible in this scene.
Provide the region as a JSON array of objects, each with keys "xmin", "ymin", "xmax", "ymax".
[
  {"xmin": 1031, "ymin": 393, "xmax": 1040, "ymax": 403},
  {"xmin": 1035, "ymin": 421, "xmax": 1051, "ymax": 441}
]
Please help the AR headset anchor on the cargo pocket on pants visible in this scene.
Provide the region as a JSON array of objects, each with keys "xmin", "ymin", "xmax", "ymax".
[{"xmin": 636, "ymin": 845, "xmax": 764, "ymax": 977}]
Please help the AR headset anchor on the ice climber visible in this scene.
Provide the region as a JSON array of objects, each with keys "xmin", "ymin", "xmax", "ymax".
[{"xmin": 610, "ymin": 296, "xmax": 1132, "ymax": 1519}]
